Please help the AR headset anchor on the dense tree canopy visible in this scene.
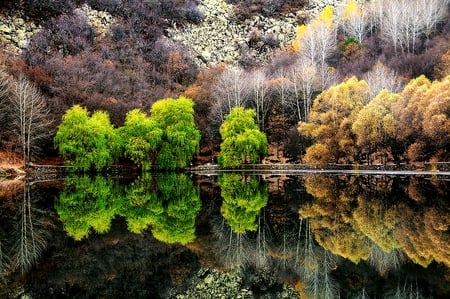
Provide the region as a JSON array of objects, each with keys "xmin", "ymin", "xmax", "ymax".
[
  {"xmin": 298, "ymin": 76, "xmax": 370, "ymax": 164},
  {"xmin": 218, "ymin": 107, "xmax": 268, "ymax": 168},
  {"xmin": 54, "ymin": 105, "xmax": 120, "ymax": 171},
  {"xmin": 150, "ymin": 96, "xmax": 201, "ymax": 170},
  {"xmin": 119, "ymin": 109, "xmax": 163, "ymax": 171}
]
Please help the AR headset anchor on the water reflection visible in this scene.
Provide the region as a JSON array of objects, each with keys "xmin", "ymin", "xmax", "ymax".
[
  {"xmin": 56, "ymin": 173, "xmax": 201, "ymax": 245},
  {"xmin": 0, "ymin": 179, "xmax": 52, "ymax": 281},
  {"xmin": 299, "ymin": 175, "xmax": 450, "ymax": 271},
  {"xmin": 0, "ymin": 173, "xmax": 449, "ymax": 298},
  {"xmin": 214, "ymin": 173, "xmax": 269, "ymax": 269}
]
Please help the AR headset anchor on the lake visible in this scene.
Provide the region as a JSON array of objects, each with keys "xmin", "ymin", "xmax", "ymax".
[{"xmin": 1, "ymin": 172, "xmax": 449, "ymax": 298}]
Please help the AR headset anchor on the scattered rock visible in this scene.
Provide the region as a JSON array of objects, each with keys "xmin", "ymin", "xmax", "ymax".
[{"xmin": 0, "ymin": 12, "xmax": 40, "ymax": 53}]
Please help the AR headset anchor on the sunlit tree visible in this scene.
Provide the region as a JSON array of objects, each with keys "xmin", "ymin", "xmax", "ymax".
[
  {"xmin": 299, "ymin": 77, "xmax": 370, "ymax": 164},
  {"xmin": 118, "ymin": 109, "xmax": 163, "ymax": 171},
  {"xmin": 219, "ymin": 107, "xmax": 268, "ymax": 168},
  {"xmin": 352, "ymin": 89, "xmax": 399, "ymax": 164},
  {"xmin": 150, "ymin": 96, "xmax": 200, "ymax": 170},
  {"xmin": 54, "ymin": 105, "xmax": 120, "ymax": 171}
]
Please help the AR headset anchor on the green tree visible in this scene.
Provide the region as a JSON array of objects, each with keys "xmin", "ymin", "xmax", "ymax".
[
  {"xmin": 218, "ymin": 107, "xmax": 268, "ymax": 168},
  {"xmin": 118, "ymin": 109, "xmax": 163, "ymax": 171},
  {"xmin": 150, "ymin": 96, "xmax": 201, "ymax": 170},
  {"xmin": 219, "ymin": 173, "xmax": 268, "ymax": 234},
  {"xmin": 54, "ymin": 105, "xmax": 120, "ymax": 171}
]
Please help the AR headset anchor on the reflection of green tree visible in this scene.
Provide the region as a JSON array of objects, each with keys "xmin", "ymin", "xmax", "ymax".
[
  {"xmin": 56, "ymin": 174, "xmax": 201, "ymax": 245},
  {"xmin": 55, "ymin": 176, "xmax": 121, "ymax": 241},
  {"xmin": 219, "ymin": 174, "xmax": 269, "ymax": 234},
  {"xmin": 121, "ymin": 173, "xmax": 161, "ymax": 234},
  {"xmin": 149, "ymin": 174, "xmax": 201, "ymax": 245}
]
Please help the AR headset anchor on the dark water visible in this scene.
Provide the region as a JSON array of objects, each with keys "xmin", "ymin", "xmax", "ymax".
[{"xmin": 1, "ymin": 172, "xmax": 449, "ymax": 298}]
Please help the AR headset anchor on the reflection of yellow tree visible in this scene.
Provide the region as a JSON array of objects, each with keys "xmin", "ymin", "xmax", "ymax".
[
  {"xmin": 301, "ymin": 174, "xmax": 450, "ymax": 270},
  {"xmin": 353, "ymin": 196, "xmax": 400, "ymax": 253},
  {"xmin": 395, "ymin": 202, "xmax": 450, "ymax": 268},
  {"xmin": 300, "ymin": 175, "xmax": 371, "ymax": 264},
  {"xmin": 55, "ymin": 176, "xmax": 121, "ymax": 241},
  {"xmin": 219, "ymin": 174, "xmax": 269, "ymax": 234}
]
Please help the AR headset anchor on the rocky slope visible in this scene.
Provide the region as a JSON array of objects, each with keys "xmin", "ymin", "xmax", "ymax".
[{"xmin": 0, "ymin": 0, "xmax": 345, "ymax": 65}]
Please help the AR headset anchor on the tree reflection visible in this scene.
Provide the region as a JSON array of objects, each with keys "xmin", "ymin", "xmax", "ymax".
[
  {"xmin": 55, "ymin": 175, "xmax": 121, "ymax": 241},
  {"xmin": 121, "ymin": 173, "xmax": 159, "ymax": 234},
  {"xmin": 367, "ymin": 241, "xmax": 405, "ymax": 276},
  {"xmin": 218, "ymin": 174, "xmax": 268, "ymax": 234},
  {"xmin": 10, "ymin": 182, "xmax": 48, "ymax": 273},
  {"xmin": 300, "ymin": 174, "xmax": 450, "ymax": 272},
  {"xmin": 211, "ymin": 174, "xmax": 269, "ymax": 269},
  {"xmin": 147, "ymin": 173, "xmax": 201, "ymax": 245},
  {"xmin": 0, "ymin": 181, "xmax": 52, "ymax": 278},
  {"xmin": 56, "ymin": 173, "xmax": 201, "ymax": 245},
  {"xmin": 385, "ymin": 280, "xmax": 425, "ymax": 299},
  {"xmin": 295, "ymin": 218, "xmax": 340, "ymax": 299}
]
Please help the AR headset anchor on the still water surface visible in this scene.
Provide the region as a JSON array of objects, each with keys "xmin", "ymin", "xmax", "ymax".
[{"xmin": 1, "ymin": 172, "xmax": 449, "ymax": 298}]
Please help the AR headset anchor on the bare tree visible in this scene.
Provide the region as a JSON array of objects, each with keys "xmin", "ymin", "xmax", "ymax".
[
  {"xmin": 213, "ymin": 67, "xmax": 250, "ymax": 114},
  {"xmin": 8, "ymin": 76, "xmax": 52, "ymax": 166},
  {"xmin": 288, "ymin": 57, "xmax": 322, "ymax": 122},
  {"xmin": 338, "ymin": 0, "xmax": 369, "ymax": 43},
  {"xmin": 0, "ymin": 70, "xmax": 12, "ymax": 131},
  {"xmin": 378, "ymin": 0, "xmax": 448, "ymax": 55},
  {"xmin": 248, "ymin": 69, "xmax": 272, "ymax": 131},
  {"xmin": 209, "ymin": 67, "xmax": 251, "ymax": 135},
  {"xmin": 364, "ymin": 61, "xmax": 404, "ymax": 98}
]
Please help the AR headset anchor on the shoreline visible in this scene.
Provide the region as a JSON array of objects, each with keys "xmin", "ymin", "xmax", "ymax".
[{"xmin": 2, "ymin": 162, "xmax": 450, "ymax": 181}]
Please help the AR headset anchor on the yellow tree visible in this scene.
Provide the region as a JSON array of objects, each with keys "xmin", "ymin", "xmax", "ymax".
[
  {"xmin": 299, "ymin": 76, "xmax": 370, "ymax": 164},
  {"xmin": 352, "ymin": 89, "xmax": 399, "ymax": 164},
  {"xmin": 422, "ymin": 75, "xmax": 450, "ymax": 160},
  {"xmin": 292, "ymin": 6, "xmax": 336, "ymax": 89},
  {"xmin": 390, "ymin": 75, "xmax": 450, "ymax": 162},
  {"xmin": 391, "ymin": 75, "xmax": 431, "ymax": 161},
  {"xmin": 339, "ymin": 0, "xmax": 368, "ymax": 43}
]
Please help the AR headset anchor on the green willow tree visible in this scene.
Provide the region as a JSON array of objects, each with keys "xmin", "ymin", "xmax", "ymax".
[
  {"xmin": 218, "ymin": 107, "xmax": 268, "ymax": 168},
  {"xmin": 54, "ymin": 105, "xmax": 120, "ymax": 171},
  {"xmin": 118, "ymin": 109, "xmax": 163, "ymax": 171},
  {"xmin": 150, "ymin": 96, "xmax": 201, "ymax": 170}
]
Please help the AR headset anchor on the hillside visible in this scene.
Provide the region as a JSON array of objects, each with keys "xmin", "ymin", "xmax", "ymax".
[{"xmin": 0, "ymin": 0, "xmax": 449, "ymax": 172}]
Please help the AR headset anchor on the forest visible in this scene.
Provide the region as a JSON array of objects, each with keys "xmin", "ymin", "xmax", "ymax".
[{"xmin": 0, "ymin": 0, "xmax": 449, "ymax": 170}]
